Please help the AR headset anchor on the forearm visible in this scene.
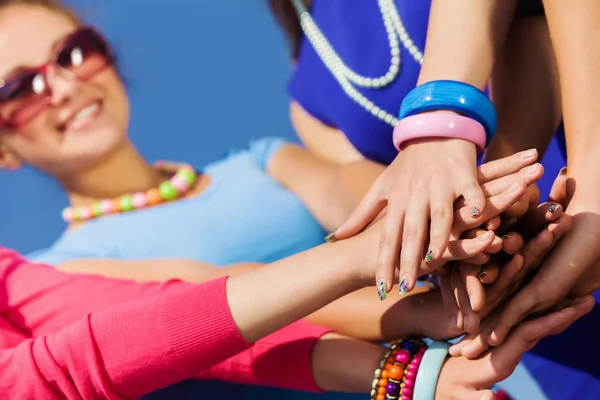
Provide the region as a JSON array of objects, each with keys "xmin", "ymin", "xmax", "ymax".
[
  {"xmin": 268, "ymin": 143, "xmax": 384, "ymax": 230},
  {"xmin": 418, "ymin": 0, "xmax": 517, "ymax": 89},
  {"xmin": 57, "ymin": 258, "xmax": 261, "ymax": 283},
  {"xmin": 227, "ymin": 239, "xmax": 365, "ymax": 343},
  {"xmin": 485, "ymin": 15, "xmax": 562, "ymax": 162},
  {"xmin": 306, "ymin": 287, "xmax": 456, "ymax": 342},
  {"xmin": 543, "ymin": 0, "xmax": 600, "ymax": 197}
]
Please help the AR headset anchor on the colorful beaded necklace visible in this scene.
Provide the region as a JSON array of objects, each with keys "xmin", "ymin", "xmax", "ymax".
[{"xmin": 61, "ymin": 161, "xmax": 197, "ymax": 222}]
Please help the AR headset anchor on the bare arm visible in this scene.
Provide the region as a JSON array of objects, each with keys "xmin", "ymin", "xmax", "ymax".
[
  {"xmin": 267, "ymin": 143, "xmax": 384, "ymax": 231},
  {"xmin": 56, "ymin": 258, "xmax": 260, "ymax": 283},
  {"xmin": 485, "ymin": 14, "xmax": 562, "ymax": 162}
]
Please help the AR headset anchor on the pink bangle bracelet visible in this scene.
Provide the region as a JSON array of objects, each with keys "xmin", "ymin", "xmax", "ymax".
[{"xmin": 392, "ymin": 110, "xmax": 487, "ymax": 153}]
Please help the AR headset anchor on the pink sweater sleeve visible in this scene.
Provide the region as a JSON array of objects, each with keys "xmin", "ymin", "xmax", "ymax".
[{"xmin": 0, "ymin": 248, "xmax": 329, "ymax": 398}]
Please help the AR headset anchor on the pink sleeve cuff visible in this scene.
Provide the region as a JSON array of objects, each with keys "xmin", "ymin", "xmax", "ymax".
[{"xmin": 199, "ymin": 320, "xmax": 331, "ymax": 392}]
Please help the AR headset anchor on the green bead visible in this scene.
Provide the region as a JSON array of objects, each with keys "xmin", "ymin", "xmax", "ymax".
[
  {"xmin": 178, "ymin": 168, "xmax": 196, "ymax": 186},
  {"xmin": 159, "ymin": 181, "xmax": 178, "ymax": 201},
  {"xmin": 92, "ymin": 203, "xmax": 103, "ymax": 217},
  {"xmin": 73, "ymin": 208, "xmax": 81, "ymax": 221},
  {"xmin": 120, "ymin": 195, "xmax": 134, "ymax": 211}
]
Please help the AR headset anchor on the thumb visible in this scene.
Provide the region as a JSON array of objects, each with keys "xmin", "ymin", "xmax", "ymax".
[{"xmin": 548, "ymin": 166, "xmax": 568, "ymax": 205}]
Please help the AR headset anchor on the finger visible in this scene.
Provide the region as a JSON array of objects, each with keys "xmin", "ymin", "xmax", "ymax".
[
  {"xmin": 480, "ymin": 162, "xmax": 542, "ymax": 198},
  {"xmin": 487, "ymin": 286, "xmax": 538, "ymax": 347},
  {"xmin": 501, "ymin": 232, "xmax": 525, "ymax": 255},
  {"xmin": 548, "ymin": 166, "xmax": 568, "ymax": 205},
  {"xmin": 421, "ymin": 231, "xmax": 494, "ymax": 274},
  {"xmin": 463, "ymin": 262, "xmax": 486, "ymax": 312},
  {"xmin": 501, "ymin": 196, "xmax": 529, "ymax": 219},
  {"xmin": 477, "ymin": 149, "xmax": 538, "ymax": 183},
  {"xmin": 461, "ymin": 176, "xmax": 486, "ymax": 219},
  {"xmin": 426, "ymin": 191, "xmax": 455, "ymax": 265},
  {"xmin": 454, "ymin": 387, "xmax": 496, "ymax": 400},
  {"xmin": 462, "ymin": 229, "xmax": 503, "ymax": 254},
  {"xmin": 374, "ymin": 204, "xmax": 405, "ymax": 297},
  {"xmin": 452, "ymin": 267, "xmax": 477, "ymax": 333},
  {"xmin": 478, "ymin": 262, "xmax": 499, "ymax": 284},
  {"xmin": 463, "ymin": 251, "xmax": 492, "ymax": 266},
  {"xmin": 477, "ymin": 297, "xmax": 594, "ymax": 382},
  {"xmin": 484, "ymin": 254, "xmax": 524, "ymax": 313},
  {"xmin": 334, "ymin": 185, "xmax": 386, "ymax": 240},
  {"xmin": 439, "ymin": 272, "xmax": 462, "ymax": 332},
  {"xmin": 398, "ymin": 200, "xmax": 429, "ymax": 294},
  {"xmin": 484, "ymin": 216, "xmax": 501, "ymax": 231},
  {"xmin": 454, "ymin": 180, "xmax": 527, "ymax": 233},
  {"xmin": 509, "ymin": 202, "xmax": 563, "ymax": 241},
  {"xmin": 451, "ymin": 313, "xmax": 498, "ymax": 358}
]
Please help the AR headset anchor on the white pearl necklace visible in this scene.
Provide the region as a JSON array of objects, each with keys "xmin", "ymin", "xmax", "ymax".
[{"xmin": 291, "ymin": 0, "xmax": 424, "ymax": 127}]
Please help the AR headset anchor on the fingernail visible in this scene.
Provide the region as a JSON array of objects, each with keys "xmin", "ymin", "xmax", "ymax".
[
  {"xmin": 525, "ymin": 164, "xmax": 539, "ymax": 176},
  {"xmin": 377, "ymin": 280, "xmax": 387, "ymax": 301},
  {"xmin": 470, "ymin": 205, "xmax": 481, "ymax": 217},
  {"xmin": 424, "ymin": 249, "xmax": 435, "ymax": 263},
  {"xmin": 509, "ymin": 180, "xmax": 522, "ymax": 194},
  {"xmin": 399, "ymin": 278, "xmax": 408, "ymax": 295},
  {"xmin": 479, "ymin": 231, "xmax": 493, "ymax": 241},
  {"xmin": 479, "ymin": 267, "xmax": 487, "ymax": 281},
  {"xmin": 519, "ymin": 149, "xmax": 537, "ymax": 160},
  {"xmin": 324, "ymin": 228, "xmax": 338, "ymax": 242},
  {"xmin": 502, "ymin": 234, "xmax": 510, "ymax": 242},
  {"xmin": 547, "ymin": 204, "xmax": 558, "ymax": 213},
  {"xmin": 559, "ymin": 166, "xmax": 568, "ymax": 175}
]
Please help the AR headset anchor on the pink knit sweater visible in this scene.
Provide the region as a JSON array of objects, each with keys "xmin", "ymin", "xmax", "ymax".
[{"xmin": 0, "ymin": 247, "xmax": 329, "ymax": 398}]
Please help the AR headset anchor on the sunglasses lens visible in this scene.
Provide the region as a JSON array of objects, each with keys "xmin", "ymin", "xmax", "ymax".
[
  {"xmin": 56, "ymin": 28, "xmax": 111, "ymax": 80},
  {"xmin": 0, "ymin": 71, "xmax": 49, "ymax": 127}
]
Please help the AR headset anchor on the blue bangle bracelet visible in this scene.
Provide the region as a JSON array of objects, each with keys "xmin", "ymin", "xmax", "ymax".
[
  {"xmin": 399, "ymin": 80, "xmax": 497, "ymax": 143},
  {"xmin": 413, "ymin": 340, "xmax": 450, "ymax": 400}
]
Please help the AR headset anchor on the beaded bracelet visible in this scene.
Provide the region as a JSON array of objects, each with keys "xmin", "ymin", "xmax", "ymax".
[
  {"xmin": 399, "ymin": 80, "xmax": 497, "ymax": 143},
  {"xmin": 371, "ymin": 339, "xmax": 428, "ymax": 400}
]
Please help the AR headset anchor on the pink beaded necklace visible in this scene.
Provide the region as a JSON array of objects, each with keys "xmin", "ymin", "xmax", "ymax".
[{"xmin": 62, "ymin": 161, "xmax": 197, "ymax": 222}]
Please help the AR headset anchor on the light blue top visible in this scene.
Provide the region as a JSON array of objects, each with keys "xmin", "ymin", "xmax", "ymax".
[
  {"xmin": 29, "ymin": 137, "xmax": 326, "ymax": 266},
  {"xmin": 27, "ymin": 137, "xmax": 363, "ymax": 400}
]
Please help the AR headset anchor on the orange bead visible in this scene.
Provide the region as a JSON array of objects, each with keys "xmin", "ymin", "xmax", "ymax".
[
  {"xmin": 381, "ymin": 370, "xmax": 389, "ymax": 379},
  {"xmin": 378, "ymin": 386, "xmax": 387, "ymax": 395},
  {"xmin": 376, "ymin": 395, "xmax": 386, "ymax": 400},
  {"xmin": 378, "ymin": 378, "xmax": 388, "ymax": 387},
  {"xmin": 389, "ymin": 365, "xmax": 404, "ymax": 380},
  {"xmin": 146, "ymin": 188, "xmax": 162, "ymax": 205},
  {"xmin": 111, "ymin": 199, "xmax": 121, "ymax": 212},
  {"xmin": 385, "ymin": 363, "xmax": 393, "ymax": 371}
]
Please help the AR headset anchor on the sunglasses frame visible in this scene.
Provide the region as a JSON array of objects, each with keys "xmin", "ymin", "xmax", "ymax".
[{"xmin": 0, "ymin": 26, "xmax": 114, "ymax": 130}]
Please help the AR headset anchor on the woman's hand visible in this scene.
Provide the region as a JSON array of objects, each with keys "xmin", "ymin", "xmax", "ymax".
[
  {"xmin": 435, "ymin": 296, "xmax": 594, "ymax": 400},
  {"xmin": 440, "ymin": 200, "xmax": 565, "ymax": 333},
  {"xmin": 334, "ymin": 138, "xmax": 482, "ymax": 294},
  {"xmin": 335, "ymin": 148, "xmax": 539, "ymax": 297}
]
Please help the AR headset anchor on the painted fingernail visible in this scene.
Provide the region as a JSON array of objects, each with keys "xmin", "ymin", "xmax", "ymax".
[
  {"xmin": 525, "ymin": 164, "xmax": 539, "ymax": 176},
  {"xmin": 399, "ymin": 278, "xmax": 408, "ymax": 295},
  {"xmin": 424, "ymin": 249, "xmax": 435, "ymax": 263},
  {"xmin": 377, "ymin": 280, "xmax": 387, "ymax": 301},
  {"xmin": 519, "ymin": 149, "xmax": 537, "ymax": 160},
  {"xmin": 547, "ymin": 204, "xmax": 558, "ymax": 213},
  {"xmin": 479, "ymin": 267, "xmax": 487, "ymax": 281},
  {"xmin": 559, "ymin": 166, "xmax": 568, "ymax": 175},
  {"xmin": 470, "ymin": 205, "xmax": 481, "ymax": 217},
  {"xmin": 325, "ymin": 228, "xmax": 338, "ymax": 242}
]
